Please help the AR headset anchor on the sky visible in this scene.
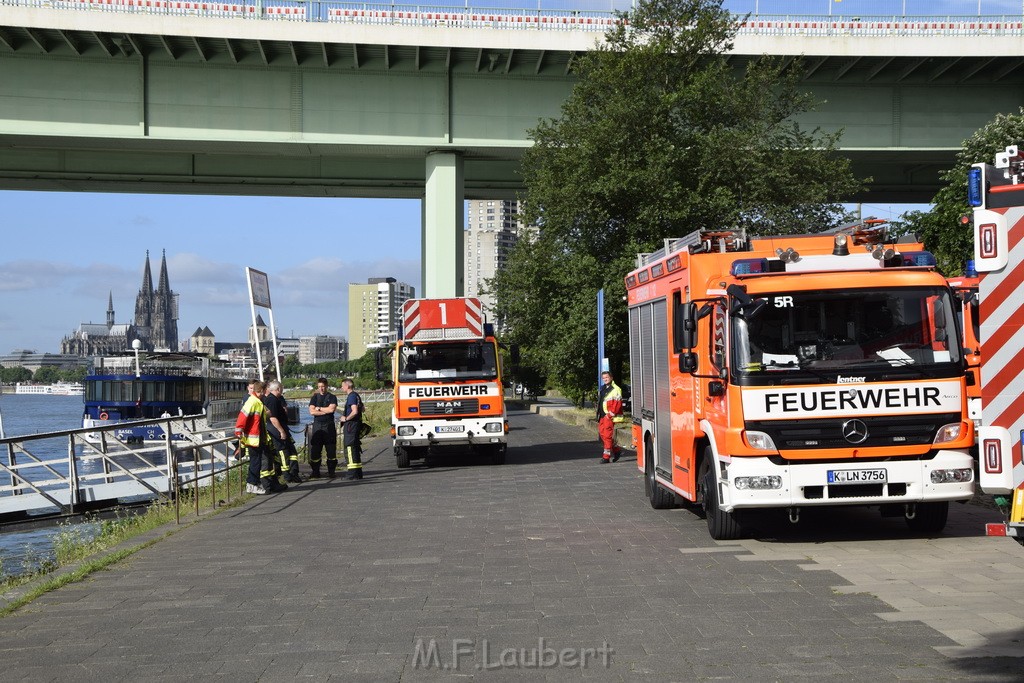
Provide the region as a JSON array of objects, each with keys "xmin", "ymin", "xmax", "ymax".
[{"xmin": 0, "ymin": 191, "xmax": 422, "ymax": 354}]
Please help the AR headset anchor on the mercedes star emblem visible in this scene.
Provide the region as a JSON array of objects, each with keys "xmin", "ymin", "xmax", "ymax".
[{"xmin": 841, "ymin": 419, "xmax": 869, "ymax": 444}]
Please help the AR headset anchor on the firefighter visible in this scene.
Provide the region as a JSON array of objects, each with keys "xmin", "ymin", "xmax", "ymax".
[
  {"xmin": 339, "ymin": 378, "xmax": 364, "ymax": 480},
  {"xmin": 308, "ymin": 377, "xmax": 339, "ymax": 478},
  {"xmin": 235, "ymin": 380, "xmax": 286, "ymax": 494},
  {"xmin": 263, "ymin": 380, "xmax": 301, "ymax": 484},
  {"xmin": 597, "ymin": 371, "xmax": 625, "ymax": 463}
]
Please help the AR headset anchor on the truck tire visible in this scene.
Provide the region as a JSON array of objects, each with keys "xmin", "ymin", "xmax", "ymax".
[
  {"xmin": 905, "ymin": 501, "xmax": 948, "ymax": 534},
  {"xmin": 703, "ymin": 463, "xmax": 742, "ymax": 540},
  {"xmin": 645, "ymin": 435, "xmax": 674, "ymax": 510},
  {"xmin": 396, "ymin": 447, "xmax": 411, "ymax": 469}
]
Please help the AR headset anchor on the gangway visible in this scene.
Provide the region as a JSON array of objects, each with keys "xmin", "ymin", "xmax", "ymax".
[{"xmin": 0, "ymin": 415, "xmax": 237, "ymax": 523}]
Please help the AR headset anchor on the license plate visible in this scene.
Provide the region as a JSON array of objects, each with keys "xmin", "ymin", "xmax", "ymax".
[
  {"xmin": 435, "ymin": 425, "xmax": 464, "ymax": 433},
  {"xmin": 828, "ymin": 468, "xmax": 887, "ymax": 484}
]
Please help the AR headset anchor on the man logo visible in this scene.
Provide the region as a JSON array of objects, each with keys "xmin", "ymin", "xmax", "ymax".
[{"xmin": 841, "ymin": 419, "xmax": 869, "ymax": 444}]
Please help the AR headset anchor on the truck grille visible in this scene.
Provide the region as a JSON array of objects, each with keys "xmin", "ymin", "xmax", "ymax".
[
  {"xmin": 746, "ymin": 413, "xmax": 960, "ymax": 451},
  {"xmin": 419, "ymin": 398, "xmax": 479, "ymax": 416}
]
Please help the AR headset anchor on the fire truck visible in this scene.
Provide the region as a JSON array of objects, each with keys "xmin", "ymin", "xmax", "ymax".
[
  {"xmin": 970, "ymin": 145, "xmax": 1024, "ymax": 546},
  {"xmin": 379, "ymin": 297, "xmax": 509, "ymax": 467},
  {"xmin": 626, "ymin": 223, "xmax": 976, "ymax": 540}
]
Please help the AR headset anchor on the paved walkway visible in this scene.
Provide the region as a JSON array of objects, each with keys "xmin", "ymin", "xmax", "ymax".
[{"xmin": 0, "ymin": 407, "xmax": 1022, "ymax": 681}]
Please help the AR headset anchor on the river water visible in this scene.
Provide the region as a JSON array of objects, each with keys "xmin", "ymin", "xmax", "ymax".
[{"xmin": 0, "ymin": 392, "xmax": 315, "ymax": 577}]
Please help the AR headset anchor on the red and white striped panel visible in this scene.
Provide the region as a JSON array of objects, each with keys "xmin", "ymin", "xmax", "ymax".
[
  {"xmin": 976, "ymin": 196, "xmax": 1024, "ymax": 494},
  {"xmin": 403, "ymin": 298, "xmax": 484, "ymax": 341}
]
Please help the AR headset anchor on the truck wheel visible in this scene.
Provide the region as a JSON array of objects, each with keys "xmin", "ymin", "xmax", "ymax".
[
  {"xmin": 703, "ymin": 466, "xmax": 742, "ymax": 540},
  {"xmin": 905, "ymin": 501, "xmax": 948, "ymax": 534},
  {"xmin": 645, "ymin": 435, "xmax": 673, "ymax": 510},
  {"xmin": 396, "ymin": 447, "xmax": 411, "ymax": 469},
  {"xmin": 490, "ymin": 445, "xmax": 506, "ymax": 465}
]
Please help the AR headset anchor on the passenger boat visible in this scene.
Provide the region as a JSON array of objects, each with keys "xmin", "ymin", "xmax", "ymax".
[
  {"xmin": 81, "ymin": 352, "xmax": 255, "ymax": 443},
  {"xmin": 15, "ymin": 382, "xmax": 85, "ymax": 396}
]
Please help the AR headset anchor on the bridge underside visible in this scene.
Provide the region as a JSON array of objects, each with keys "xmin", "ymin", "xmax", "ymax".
[
  {"xmin": 2, "ymin": 13, "xmax": 1024, "ymax": 294},
  {"xmin": 2, "ymin": 15, "xmax": 1022, "ymax": 205}
]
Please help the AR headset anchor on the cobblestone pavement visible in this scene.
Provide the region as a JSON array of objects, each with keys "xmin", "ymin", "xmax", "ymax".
[{"xmin": 0, "ymin": 407, "xmax": 1021, "ymax": 681}]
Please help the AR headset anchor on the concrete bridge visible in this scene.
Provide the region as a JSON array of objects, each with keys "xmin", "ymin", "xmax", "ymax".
[{"xmin": 1, "ymin": 2, "xmax": 1023, "ymax": 294}]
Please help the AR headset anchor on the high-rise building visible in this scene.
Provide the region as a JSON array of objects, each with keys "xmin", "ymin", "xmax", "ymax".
[
  {"xmin": 464, "ymin": 199, "xmax": 529, "ymax": 326},
  {"xmin": 298, "ymin": 335, "xmax": 346, "ymax": 365},
  {"xmin": 347, "ymin": 277, "xmax": 415, "ymax": 360}
]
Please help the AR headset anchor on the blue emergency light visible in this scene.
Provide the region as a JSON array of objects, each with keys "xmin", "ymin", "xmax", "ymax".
[
  {"xmin": 897, "ymin": 251, "xmax": 938, "ymax": 267},
  {"xmin": 965, "ymin": 259, "xmax": 978, "ymax": 278},
  {"xmin": 967, "ymin": 167, "xmax": 984, "ymax": 207},
  {"xmin": 730, "ymin": 258, "xmax": 768, "ymax": 275}
]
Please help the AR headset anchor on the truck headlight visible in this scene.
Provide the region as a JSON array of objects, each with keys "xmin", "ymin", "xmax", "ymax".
[
  {"xmin": 744, "ymin": 431, "xmax": 777, "ymax": 451},
  {"xmin": 484, "ymin": 422, "xmax": 503, "ymax": 433},
  {"xmin": 933, "ymin": 422, "xmax": 963, "ymax": 444},
  {"xmin": 930, "ymin": 468, "xmax": 973, "ymax": 484},
  {"xmin": 397, "ymin": 426, "xmax": 416, "ymax": 436},
  {"xmin": 734, "ymin": 476, "xmax": 783, "ymax": 490}
]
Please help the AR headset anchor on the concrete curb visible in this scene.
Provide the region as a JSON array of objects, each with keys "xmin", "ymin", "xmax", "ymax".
[{"xmin": 531, "ymin": 404, "xmax": 633, "ymax": 451}]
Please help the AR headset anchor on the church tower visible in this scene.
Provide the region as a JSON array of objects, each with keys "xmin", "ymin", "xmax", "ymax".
[
  {"xmin": 134, "ymin": 251, "xmax": 154, "ymax": 348},
  {"xmin": 106, "ymin": 291, "xmax": 115, "ymax": 328},
  {"xmin": 152, "ymin": 250, "xmax": 179, "ymax": 351},
  {"xmin": 132, "ymin": 250, "xmax": 179, "ymax": 351}
]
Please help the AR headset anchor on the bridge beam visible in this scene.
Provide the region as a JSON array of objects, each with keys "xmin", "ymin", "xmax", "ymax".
[{"xmin": 422, "ymin": 151, "xmax": 464, "ymax": 298}]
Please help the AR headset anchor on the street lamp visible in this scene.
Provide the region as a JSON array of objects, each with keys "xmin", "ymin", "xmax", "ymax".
[{"xmin": 132, "ymin": 339, "xmax": 142, "ymax": 378}]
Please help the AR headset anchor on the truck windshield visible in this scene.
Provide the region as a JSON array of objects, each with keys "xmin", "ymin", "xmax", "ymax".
[
  {"xmin": 733, "ymin": 286, "xmax": 962, "ymax": 377},
  {"xmin": 398, "ymin": 341, "xmax": 499, "ymax": 382}
]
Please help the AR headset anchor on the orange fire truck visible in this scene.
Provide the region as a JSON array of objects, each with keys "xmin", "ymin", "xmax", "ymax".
[
  {"xmin": 625, "ymin": 223, "xmax": 976, "ymax": 540},
  {"xmin": 379, "ymin": 297, "xmax": 508, "ymax": 468},
  {"xmin": 970, "ymin": 145, "xmax": 1024, "ymax": 546}
]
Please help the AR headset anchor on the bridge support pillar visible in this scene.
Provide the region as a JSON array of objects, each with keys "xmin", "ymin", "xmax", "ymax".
[{"xmin": 422, "ymin": 151, "xmax": 464, "ymax": 298}]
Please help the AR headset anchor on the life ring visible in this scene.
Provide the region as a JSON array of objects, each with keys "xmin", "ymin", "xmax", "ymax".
[{"xmin": 99, "ymin": 412, "xmax": 109, "ymax": 421}]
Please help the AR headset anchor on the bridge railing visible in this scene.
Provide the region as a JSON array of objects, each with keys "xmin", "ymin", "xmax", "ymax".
[
  {"xmin": 4, "ymin": 0, "xmax": 1024, "ymax": 36},
  {"xmin": 0, "ymin": 414, "xmax": 241, "ymax": 523}
]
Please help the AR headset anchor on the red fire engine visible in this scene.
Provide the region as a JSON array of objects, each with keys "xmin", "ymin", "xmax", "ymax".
[
  {"xmin": 379, "ymin": 297, "xmax": 509, "ymax": 467},
  {"xmin": 970, "ymin": 145, "xmax": 1024, "ymax": 545},
  {"xmin": 626, "ymin": 224, "xmax": 976, "ymax": 539}
]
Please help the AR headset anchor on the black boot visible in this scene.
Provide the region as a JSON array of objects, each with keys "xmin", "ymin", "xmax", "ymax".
[
  {"xmin": 327, "ymin": 462, "xmax": 336, "ymax": 479},
  {"xmin": 309, "ymin": 466, "xmax": 321, "ymax": 479}
]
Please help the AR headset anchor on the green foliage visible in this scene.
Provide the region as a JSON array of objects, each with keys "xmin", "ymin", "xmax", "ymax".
[
  {"xmin": 0, "ymin": 366, "xmax": 32, "ymax": 383},
  {"xmin": 493, "ymin": 0, "xmax": 863, "ymax": 404},
  {"xmin": 31, "ymin": 366, "xmax": 62, "ymax": 383},
  {"xmin": 895, "ymin": 107, "xmax": 1024, "ymax": 276}
]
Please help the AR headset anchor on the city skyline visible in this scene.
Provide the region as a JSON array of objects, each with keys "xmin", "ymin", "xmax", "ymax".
[{"xmin": 0, "ymin": 190, "xmax": 422, "ymax": 355}]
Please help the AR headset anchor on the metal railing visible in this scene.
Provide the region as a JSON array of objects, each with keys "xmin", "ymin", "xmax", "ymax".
[
  {"xmin": 2, "ymin": 0, "xmax": 1023, "ymax": 36},
  {"xmin": 0, "ymin": 415, "xmax": 246, "ymax": 524}
]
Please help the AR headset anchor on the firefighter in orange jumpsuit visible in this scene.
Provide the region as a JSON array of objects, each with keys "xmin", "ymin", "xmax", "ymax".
[{"xmin": 597, "ymin": 371, "xmax": 625, "ymax": 463}]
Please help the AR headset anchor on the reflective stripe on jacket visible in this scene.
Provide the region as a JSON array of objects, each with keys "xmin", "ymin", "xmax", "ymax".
[
  {"xmin": 235, "ymin": 394, "xmax": 268, "ymax": 447},
  {"xmin": 598, "ymin": 381, "xmax": 625, "ymax": 423}
]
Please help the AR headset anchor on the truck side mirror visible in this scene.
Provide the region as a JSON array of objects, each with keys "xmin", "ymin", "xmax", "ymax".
[
  {"xmin": 383, "ymin": 379, "xmax": 395, "ymax": 390},
  {"xmin": 673, "ymin": 293, "xmax": 697, "ymax": 351}
]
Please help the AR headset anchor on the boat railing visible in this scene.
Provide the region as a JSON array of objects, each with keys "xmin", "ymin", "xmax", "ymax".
[{"xmin": 0, "ymin": 415, "xmax": 249, "ymax": 524}]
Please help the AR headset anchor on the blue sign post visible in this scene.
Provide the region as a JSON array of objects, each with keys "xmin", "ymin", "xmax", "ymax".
[{"xmin": 597, "ymin": 289, "xmax": 608, "ymax": 392}]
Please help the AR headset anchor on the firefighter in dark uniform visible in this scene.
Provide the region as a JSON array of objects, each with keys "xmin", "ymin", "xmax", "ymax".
[
  {"xmin": 264, "ymin": 380, "xmax": 301, "ymax": 484},
  {"xmin": 308, "ymin": 378, "xmax": 338, "ymax": 478},
  {"xmin": 339, "ymin": 378, "xmax": 364, "ymax": 480}
]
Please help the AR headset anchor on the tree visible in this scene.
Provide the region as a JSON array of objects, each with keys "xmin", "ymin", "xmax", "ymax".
[
  {"xmin": 0, "ymin": 366, "xmax": 32, "ymax": 383},
  {"xmin": 895, "ymin": 108, "xmax": 1024, "ymax": 276},
  {"xmin": 492, "ymin": 0, "xmax": 863, "ymax": 405},
  {"xmin": 32, "ymin": 366, "xmax": 61, "ymax": 383},
  {"xmin": 281, "ymin": 354, "xmax": 303, "ymax": 377}
]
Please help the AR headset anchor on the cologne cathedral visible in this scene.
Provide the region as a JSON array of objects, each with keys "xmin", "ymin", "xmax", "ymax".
[{"xmin": 61, "ymin": 251, "xmax": 179, "ymax": 356}]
